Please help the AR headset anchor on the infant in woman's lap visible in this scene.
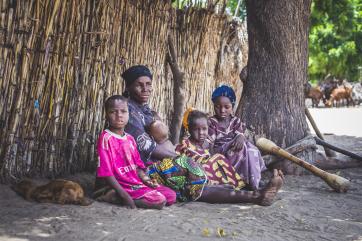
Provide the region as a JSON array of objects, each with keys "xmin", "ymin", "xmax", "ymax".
[{"xmin": 147, "ymin": 120, "xmax": 175, "ymax": 150}]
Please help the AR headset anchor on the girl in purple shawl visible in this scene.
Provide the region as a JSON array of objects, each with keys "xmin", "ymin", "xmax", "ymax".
[{"xmin": 207, "ymin": 85, "xmax": 266, "ymax": 190}]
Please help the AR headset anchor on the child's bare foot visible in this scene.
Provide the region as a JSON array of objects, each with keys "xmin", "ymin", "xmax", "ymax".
[{"xmin": 259, "ymin": 169, "xmax": 284, "ymax": 206}]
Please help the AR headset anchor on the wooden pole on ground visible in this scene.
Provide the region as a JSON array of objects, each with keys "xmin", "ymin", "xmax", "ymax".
[
  {"xmin": 305, "ymin": 107, "xmax": 336, "ymax": 157},
  {"xmin": 315, "ymin": 137, "xmax": 362, "ymax": 161}
]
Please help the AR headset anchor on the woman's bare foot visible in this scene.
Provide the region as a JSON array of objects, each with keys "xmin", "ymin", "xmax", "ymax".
[{"xmin": 259, "ymin": 169, "xmax": 284, "ymax": 206}]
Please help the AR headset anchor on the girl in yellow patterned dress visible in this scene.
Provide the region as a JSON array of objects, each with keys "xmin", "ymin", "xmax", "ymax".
[{"xmin": 176, "ymin": 109, "xmax": 245, "ymax": 190}]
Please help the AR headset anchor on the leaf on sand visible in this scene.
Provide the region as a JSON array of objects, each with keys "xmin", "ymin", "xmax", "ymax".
[
  {"xmin": 217, "ymin": 227, "xmax": 226, "ymax": 237},
  {"xmin": 202, "ymin": 228, "xmax": 210, "ymax": 237}
]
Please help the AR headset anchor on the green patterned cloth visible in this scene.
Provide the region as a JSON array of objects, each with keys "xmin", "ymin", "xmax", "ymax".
[{"xmin": 147, "ymin": 155, "xmax": 207, "ymax": 201}]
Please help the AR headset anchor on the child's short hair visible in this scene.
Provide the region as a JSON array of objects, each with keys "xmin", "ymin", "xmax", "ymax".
[
  {"xmin": 105, "ymin": 95, "xmax": 128, "ymax": 111},
  {"xmin": 188, "ymin": 110, "xmax": 208, "ymax": 130}
]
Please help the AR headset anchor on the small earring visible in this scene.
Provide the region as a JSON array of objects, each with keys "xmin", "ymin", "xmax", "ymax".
[{"xmin": 123, "ymin": 90, "xmax": 130, "ymax": 98}]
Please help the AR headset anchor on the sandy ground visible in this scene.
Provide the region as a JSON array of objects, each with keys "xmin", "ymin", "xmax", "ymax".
[
  {"xmin": 308, "ymin": 106, "xmax": 362, "ymax": 137},
  {"xmin": 1, "ymin": 108, "xmax": 362, "ymax": 241}
]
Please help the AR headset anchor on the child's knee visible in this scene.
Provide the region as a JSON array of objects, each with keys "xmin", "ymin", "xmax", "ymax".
[
  {"xmin": 156, "ymin": 186, "xmax": 176, "ymax": 205},
  {"xmin": 140, "ymin": 191, "xmax": 167, "ymax": 209},
  {"xmin": 165, "ymin": 190, "xmax": 176, "ymax": 206},
  {"xmin": 154, "ymin": 195, "xmax": 167, "ymax": 208},
  {"xmin": 149, "ymin": 196, "xmax": 167, "ymax": 210}
]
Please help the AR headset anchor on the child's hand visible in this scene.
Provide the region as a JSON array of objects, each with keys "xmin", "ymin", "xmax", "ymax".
[
  {"xmin": 205, "ymin": 142, "xmax": 215, "ymax": 155},
  {"xmin": 202, "ymin": 141, "xmax": 210, "ymax": 150},
  {"xmin": 137, "ymin": 168, "xmax": 158, "ymax": 188},
  {"xmin": 144, "ymin": 178, "xmax": 159, "ymax": 188},
  {"xmin": 124, "ymin": 198, "xmax": 137, "ymax": 209},
  {"xmin": 119, "ymin": 192, "xmax": 136, "ymax": 209},
  {"xmin": 232, "ymin": 134, "xmax": 245, "ymax": 151}
]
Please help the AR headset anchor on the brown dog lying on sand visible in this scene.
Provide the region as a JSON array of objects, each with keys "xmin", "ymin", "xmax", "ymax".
[{"xmin": 12, "ymin": 179, "xmax": 92, "ymax": 206}]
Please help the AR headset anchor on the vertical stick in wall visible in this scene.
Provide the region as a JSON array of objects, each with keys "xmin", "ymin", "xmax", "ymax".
[{"xmin": 167, "ymin": 35, "xmax": 185, "ymax": 144}]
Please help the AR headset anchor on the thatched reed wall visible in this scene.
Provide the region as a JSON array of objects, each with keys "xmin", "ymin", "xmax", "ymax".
[{"xmin": 0, "ymin": 0, "xmax": 247, "ymax": 181}]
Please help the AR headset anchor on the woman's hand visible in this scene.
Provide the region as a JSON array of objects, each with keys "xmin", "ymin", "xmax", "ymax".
[
  {"xmin": 231, "ymin": 134, "xmax": 245, "ymax": 151},
  {"xmin": 152, "ymin": 141, "xmax": 178, "ymax": 159}
]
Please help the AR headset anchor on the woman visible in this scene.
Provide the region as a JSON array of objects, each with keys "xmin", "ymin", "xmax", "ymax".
[
  {"xmin": 122, "ymin": 65, "xmax": 176, "ymax": 165},
  {"xmin": 121, "ymin": 65, "xmax": 283, "ymax": 206}
]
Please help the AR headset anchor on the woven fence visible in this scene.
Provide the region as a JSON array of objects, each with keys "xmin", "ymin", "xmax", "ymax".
[{"xmin": 0, "ymin": 0, "xmax": 247, "ymax": 181}]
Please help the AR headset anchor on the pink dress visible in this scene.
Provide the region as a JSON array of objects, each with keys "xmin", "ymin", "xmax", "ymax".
[{"xmin": 97, "ymin": 130, "xmax": 175, "ymax": 204}]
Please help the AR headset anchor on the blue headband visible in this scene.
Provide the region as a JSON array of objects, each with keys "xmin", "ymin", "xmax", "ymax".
[{"xmin": 211, "ymin": 85, "xmax": 236, "ymax": 106}]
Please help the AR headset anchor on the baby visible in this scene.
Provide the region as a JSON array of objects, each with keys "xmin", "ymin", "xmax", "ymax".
[
  {"xmin": 148, "ymin": 120, "xmax": 169, "ymax": 144},
  {"xmin": 147, "ymin": 120, "xmax": 175, "ymax": 150}
]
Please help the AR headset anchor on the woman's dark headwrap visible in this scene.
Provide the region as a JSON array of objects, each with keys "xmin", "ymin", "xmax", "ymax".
[
  {"xmin": 121, "ymin": 65, "xmax": 153, "ymax": 86},
  {"xmin": 211, "ymin": 85, "xmax": 236, "ymax": 106}
]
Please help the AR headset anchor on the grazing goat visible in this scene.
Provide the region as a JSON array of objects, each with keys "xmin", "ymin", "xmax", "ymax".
[
  {"xmin": 325, "ymin": 86, "xmax": 354, "ymax": 107},
  {"xmin": 304, "ymin": 83, "xmax": 323, "ymax": 107},
  {"xmin": 319, "ymin": 80, "xmax": 338, "ymax": 104}
]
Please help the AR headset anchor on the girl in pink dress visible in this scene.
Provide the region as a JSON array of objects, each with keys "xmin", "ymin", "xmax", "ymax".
[{"xmin": 93, "ymin": 95, "xmax": 176, "ymax": 209}]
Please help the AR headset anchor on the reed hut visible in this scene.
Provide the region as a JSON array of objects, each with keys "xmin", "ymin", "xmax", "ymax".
[{"xmin": 0, "ymin": 0, "xmax": 247, "ymax": 181}]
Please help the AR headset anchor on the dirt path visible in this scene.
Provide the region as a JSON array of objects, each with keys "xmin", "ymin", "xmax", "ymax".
[{"xmin": 1, "ymin": 166, "xmax": 361, "ymax": 241}]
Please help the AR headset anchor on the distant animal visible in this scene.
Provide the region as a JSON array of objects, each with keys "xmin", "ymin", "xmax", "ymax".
[
  {"xmin": 325, "ymin": 86, "xmax": 354, "ymax": 107},
  {"xmin": 304, "ymin": 83, "xmax": 323, "ymax": 107},
  {"xmin": 319, "ymin": 79, "xmax": 338, "ymax": 104},
  {"xmin": 352, "ymin": 82, "xmax": 362, "ymax": 105},
  {"xmin": 339, "ymin": 79, "xmax": 352, "ymax": 88},
  {"xmin": 12, "ymin": 179, "xmax": 92, "ymax": 206}
]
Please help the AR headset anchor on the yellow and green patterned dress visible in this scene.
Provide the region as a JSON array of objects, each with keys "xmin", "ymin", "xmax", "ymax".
[
  {"xmin": 176, "ymin": 139, "xmax": 245, "ymax": 190},
  {"xmin": 147, "ymin": 155, "xmax": 207, "ymax": 202}
]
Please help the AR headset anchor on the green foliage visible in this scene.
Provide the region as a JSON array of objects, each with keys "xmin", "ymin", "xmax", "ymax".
[
  {"xmin": 226, "ymin": 0, "xmax": 246, "ymax": 19},
  {"xmin": 171, "ymin": 1, "xmax": 362, "ymax": 83},
  {"xmin": 171, "ymin": 0, "xmax": 206, "ymax": 9},
  {"xmin": 171, "ymin": 0, "xmax": 247, "ymax": 19},
  {"xmin": 309, "ymin": 0, "xmax": 362, "ymax": 82}
]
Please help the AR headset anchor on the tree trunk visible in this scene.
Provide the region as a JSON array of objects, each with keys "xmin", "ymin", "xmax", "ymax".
[{"xmin": 240, "ymin": 0, "xmax": 314, "ymax": 174}]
